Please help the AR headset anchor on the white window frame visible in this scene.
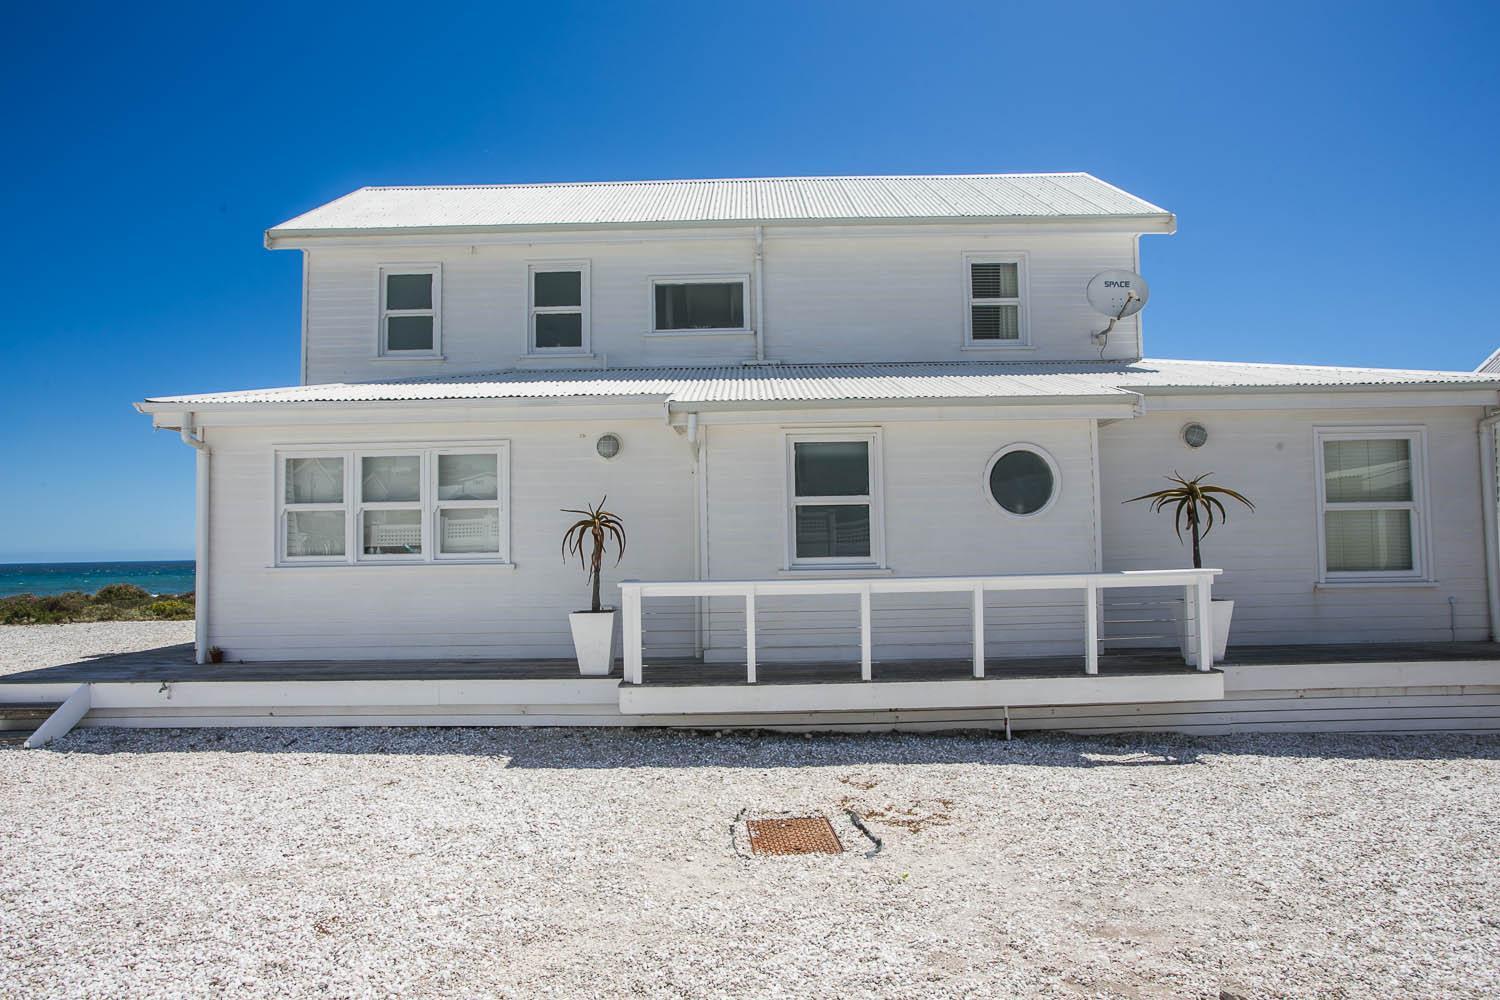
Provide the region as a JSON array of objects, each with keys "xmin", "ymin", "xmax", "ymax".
[
  {"xmin": 783, "ymin": 429, "xmax": 885, "ymax": 570},
  {"xmin": 432, "ymin": 447, "xmax": 508, "ymax": 562},
  {"xmin": 273, "ymin": 443, "xmax": 510, "ymax": 567},
  {"xmin": 982, "ymin": 443, "xmax": 1061, "ymax": 519},
  {"xmin": 649, "ymin": 274, "xmax": 752, "ymax": 336},
  {"xmin": 528, "ymin": 261, "xmax": 591, "ymax": 355},
  {"xmin": 377, "ymin": 264, "xmax": 442, "ymax": 358},
  {"xmin": 962, "ymin": 253, "xmax": 1029, "ymax": 349},
  {"xmin": 277, "ymin": 454, "xmax": 349, "ymax": 564},
  {"xmin": 356, "ymin": 452, "xmax": 427, "ymax": 563},
  {"xmin": 1313, "ymin": 426, "xmax": 1431, "ymax": 584}
]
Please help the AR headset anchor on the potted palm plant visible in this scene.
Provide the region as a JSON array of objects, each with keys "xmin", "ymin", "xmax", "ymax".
[
  {"xmin": 561, "ymin": 497, "xmax": 627, "ymax": 676},
  {"xmin": 1124, "ymin": 472, "xmax": 1254, "ymax": 665}
]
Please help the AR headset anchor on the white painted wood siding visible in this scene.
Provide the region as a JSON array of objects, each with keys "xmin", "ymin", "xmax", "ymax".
[
  {"xmin": 1100, "ymin": 405, "xmax": 1492, "ymax": 645},
  {"xmin": 303, "ymin": 228, "xmax": 1140, "ymax": 383},
  {"xmin": 699, "ymin": 418, "xmax": 1100, "ymax": 661},
  {"xmin": 203, "ymin": 418, "xmax": 696, "ymax": 661}
]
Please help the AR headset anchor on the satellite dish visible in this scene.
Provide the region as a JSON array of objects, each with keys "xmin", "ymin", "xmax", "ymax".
[{"xmin": 1086, "ymin": 270, "xmax": 1150, "ymax": 319}]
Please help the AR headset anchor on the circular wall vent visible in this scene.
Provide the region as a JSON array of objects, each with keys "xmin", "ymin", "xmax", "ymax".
[
  {"xmin": 595, "ymin": 433, "xmax": 622, "ymax": 460},
  {"xmin": 1182, "ymin": 423, "xmax": 1208, "ymax": 449}
]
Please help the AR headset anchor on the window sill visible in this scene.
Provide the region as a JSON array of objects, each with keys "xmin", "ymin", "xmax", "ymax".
[
  {"xmin": 1313, "ymin": 579, "xmax": 1438, "ymax": 590},
  {"xmin": 268, "ymin": 561, "xmax": 516, "ymax": 572},
  {"xmin": 515, "ymin": 352, "xmax": 598, "ymax": 364},
  {"xmin": 960, "ymin": 343, "xmax": 1037, "ymax": 352},
  {"xmin": 643, "ymin": 329, "xmax": 756, "ymax": 339},
  {"xmin": 778, "ymin": 567, "xmax": 895, "ymax": 578},
  {"xmin": 370, "ymin": 354, "xmax": 446, "ymax": 362}
]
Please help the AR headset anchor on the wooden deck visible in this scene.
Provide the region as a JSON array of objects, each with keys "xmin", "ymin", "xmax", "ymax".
[{"xmin": 4, "ymin": 640, "xmax": 1498, "ymax": 687}]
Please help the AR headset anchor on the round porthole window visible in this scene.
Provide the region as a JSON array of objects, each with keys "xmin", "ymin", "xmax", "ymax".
[
  {"xmin": 985, "ymin": 446, "xmax": 1058, "ymax": 516},
  {"xmin": 595, "ymin": 433, "xmax": 622, "ymax": 460}
]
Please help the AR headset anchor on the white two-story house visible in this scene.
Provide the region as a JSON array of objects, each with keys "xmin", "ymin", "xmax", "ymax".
[{"xmin": 129, "ymin": 173, "xmax": 1500, "ymax": 732}]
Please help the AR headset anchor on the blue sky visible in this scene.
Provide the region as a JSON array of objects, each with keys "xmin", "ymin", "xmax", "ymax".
[{"xmin": 1, "ymin": 1, "xmax": 1496, "ymax": 562}]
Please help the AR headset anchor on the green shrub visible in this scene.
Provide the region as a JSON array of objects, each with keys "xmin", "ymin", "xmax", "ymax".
[
  {"xmin": 145, "ymin": 599, "xmax": 194, "ymax": 620},
  {"xmin": 94, "ymin": 583, "xmax": 153, "ymax": 607},
  {"xmin": 0, "ymin": 586, "xmax": 196, "ymax": 625}
]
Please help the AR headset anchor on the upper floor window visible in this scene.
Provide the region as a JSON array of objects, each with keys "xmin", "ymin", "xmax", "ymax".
[
  {"xmin": 529, "ymin": 262, "xmax": 590, "ymax": 353},
  {"xmin": 1315, "ymin": 428, "xmax": 1428, "ymax": 582},
  {"xmin": 652, "ymin": 276, "xmax": 748, "ymax": 333},
  {"xmin": 379, "ymin": 265, "xmax": 441, "ymax": 356},
  {"xmin": 964, "ymin": 254, "xmax": 1027, "ymax": 347}
]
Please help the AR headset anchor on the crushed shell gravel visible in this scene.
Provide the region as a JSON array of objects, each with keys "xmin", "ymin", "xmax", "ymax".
[{"xmin": 2, "ymin": 724, "xmax": 1497, "ymax": 999}]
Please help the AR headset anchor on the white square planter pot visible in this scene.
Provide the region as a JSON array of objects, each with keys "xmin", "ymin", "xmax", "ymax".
[
  {"xmin": 569, "ymin": 610, "xmax": 617, "ymax": 676},
  {"xmin": 1178, "ymin": 599, "xmax": 1234, "ymax": 667}
]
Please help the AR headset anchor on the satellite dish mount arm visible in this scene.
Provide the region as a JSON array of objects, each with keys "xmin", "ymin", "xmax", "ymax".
[{"xmin": 1091, "ymin": 291, "xmax": 1139, "ymax": 355}]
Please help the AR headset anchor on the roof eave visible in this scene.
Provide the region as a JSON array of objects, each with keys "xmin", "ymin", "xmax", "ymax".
[
  {"xmin": 264, "ymin": 213, "xmax": 1176, "ymax": 249},
  {"xmin": 1132, "ymin": 381, "xmax": 1500, "ymax": 395}
]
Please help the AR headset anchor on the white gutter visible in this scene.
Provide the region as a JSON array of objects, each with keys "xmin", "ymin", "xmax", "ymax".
[
  {"xmin": 1479, "ymin": 412, "xmax": 1500, "ymax": 640},
  {"xmin": 179, "ymin": 416, "xmax": 211, "ymax": 664},
  {"xmin": 686, "ymin": 412, "xmax": 707, "ymax": 657}
]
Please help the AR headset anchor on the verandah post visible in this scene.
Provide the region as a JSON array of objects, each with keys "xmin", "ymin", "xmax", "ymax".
[
  {"xmin": 1084, "ymin": 581, "xmax": 1099, "ymax": 675},
  {"xmin": 859, "ymin": 587, "xmax": 872, "ymax": 681},
  {"xmin": 621, "ymin": 583, "xmax": 643, "ymax": 684},
  {"xmin": 1195, "ymin": 575, "xmax": 1214, "ymax": 672},
  {"xmin": 745, "ymin": 590, "xmax": 757, "ymax": 684},
  {"xmin": 971, "ymin": 584, "xmax": 985, "ymax": 678}
]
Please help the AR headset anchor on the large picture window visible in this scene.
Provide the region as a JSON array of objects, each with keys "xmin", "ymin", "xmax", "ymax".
[
  {"xmin": 652, "ymin": 276, "xmax": 749, "ymax": 333},
  {"xmin": 1315, "ymin": 428, "xmax": 1428, "ymax": 582},
  {"xmin": 276, "ymin": 444, "xmax": 508, "ymax": 565},
  {"xmin": 785, "ymin": 431, "xmax": 883, "ymax": 568}
]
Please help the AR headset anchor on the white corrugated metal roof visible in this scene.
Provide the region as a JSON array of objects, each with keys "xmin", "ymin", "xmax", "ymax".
[
  {"xmin": 267, "ymin": 173, "xmax": 1170, "ymax": 236},
  {"xmin": 139, "ymin": 359, "xmax": 1500, "ymax": 411},
  {"xmin": 1477, "ymin": 348, "xmax": 1500, "ymax": 373}
]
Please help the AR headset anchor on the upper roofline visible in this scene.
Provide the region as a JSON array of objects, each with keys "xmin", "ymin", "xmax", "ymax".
[{"xmin": 264, "ymin": 171, "xmax": 1176, "ymax": 248}]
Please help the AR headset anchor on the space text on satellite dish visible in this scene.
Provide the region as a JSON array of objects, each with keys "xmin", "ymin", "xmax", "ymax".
[{"xmin": 1104, "ymin": 280, "xmax": 1132, "ymax": 287}]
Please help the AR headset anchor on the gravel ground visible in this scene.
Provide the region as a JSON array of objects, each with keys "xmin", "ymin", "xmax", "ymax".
[
  {"xmin": 0, "ymin": 620, "xmax": 194, "ymax": 677},
  {"xmin": 3, "ymin": 725, "xmax": 1497, "ymax": 999}
]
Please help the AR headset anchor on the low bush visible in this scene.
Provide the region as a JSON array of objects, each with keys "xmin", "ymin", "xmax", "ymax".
[
  {"xmin": 94, "ymin": 583, "xmax": 154, "ymax": 607},
  {"xmin": 145, "ymin": 599, "xmax": 194, "ymax": 620},
  {"xmin": 0, "ymin": 588, "xmax": 196, "ymax": 625}
]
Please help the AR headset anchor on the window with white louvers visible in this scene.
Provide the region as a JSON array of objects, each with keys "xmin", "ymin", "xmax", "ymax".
[{"xmin": 964, "ymin": 256, "xmax": 1027, "ymax": 346}]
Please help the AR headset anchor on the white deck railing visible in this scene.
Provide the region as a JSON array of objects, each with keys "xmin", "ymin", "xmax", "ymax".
[{"xmin": 618, "ymin": 568, "xmax": 1222, "ymax": 685}]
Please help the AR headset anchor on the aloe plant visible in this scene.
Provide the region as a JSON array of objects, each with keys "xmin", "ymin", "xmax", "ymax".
[
  {"xmin": 1124, "ymin": 473, "xmax": 1254, "ymax": 569},
  {"xmin": 561, "ymin": 497, "xmax": 627, "ymax": 612}
]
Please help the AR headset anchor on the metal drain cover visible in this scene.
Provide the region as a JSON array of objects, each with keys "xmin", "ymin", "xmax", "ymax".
[{"xmin": 746, "ymin": 816, "xmax": 844, "ymax": 856}]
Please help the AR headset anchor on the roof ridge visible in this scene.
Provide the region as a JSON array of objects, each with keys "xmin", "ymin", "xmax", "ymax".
[{"xmin": 356, "ymin": 172, "xmax": 1095, "ymax": 192}]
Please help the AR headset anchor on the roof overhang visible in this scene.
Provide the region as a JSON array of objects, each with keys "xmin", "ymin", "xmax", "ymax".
[
  {"xmin": 264, "ymin": 213, "xmax": 1176, "ymax": 250},
  {"xmin": 136, "ymin": 390, "xmax": 1146, "ymax": 430}
]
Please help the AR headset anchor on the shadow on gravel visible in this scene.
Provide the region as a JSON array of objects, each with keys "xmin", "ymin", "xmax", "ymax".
[{"xmin": 38, "ymin": 726, "xmax": 1500, "ymax": 769}]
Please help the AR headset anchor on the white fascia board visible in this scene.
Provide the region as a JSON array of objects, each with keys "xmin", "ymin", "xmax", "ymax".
[
  {"xmin": 1137, "ymin": 387, "xmax": 1500, "ymax": 411},
  {"xmin": 264, "ymin": 214, "xmax": 1175, "ymax": 250},
  {"xmin": 672, "ymin": 397, "xmax": 1142, "ymax": 426},
  {"xmin": 136, "ymin": 396, "xmax": 674, "ymax": 430}
]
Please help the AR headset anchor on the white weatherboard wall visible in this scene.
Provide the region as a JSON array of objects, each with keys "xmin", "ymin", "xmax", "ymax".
[
  {"xmin": 1101, "ymin": 404, "xmax": 1492, "ymax": 646},
  {"xmin": 697, "ymin": 417, "xmax": 1101, "ymax": 662},
  {"xmin": 204, "ymin": 417, "xmax": 695, "ymax": 661},
  {"xmin": 303, "ymin": 228, "xmax": 1140, "ymax": 383}
]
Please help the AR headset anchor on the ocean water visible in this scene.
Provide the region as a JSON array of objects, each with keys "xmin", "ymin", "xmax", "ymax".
[{"xmin": 0, "ymin": 561, "xmax": 195, "ymax": 598}]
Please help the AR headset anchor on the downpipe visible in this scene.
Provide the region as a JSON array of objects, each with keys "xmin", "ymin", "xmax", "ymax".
[
  {"xmin": 1479, "ymin": 413, "xmax": 1500, "ymax": 642},
  {"xmin": 180, "ymin": 416, "xmax": 211, "ymax": 664}
]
